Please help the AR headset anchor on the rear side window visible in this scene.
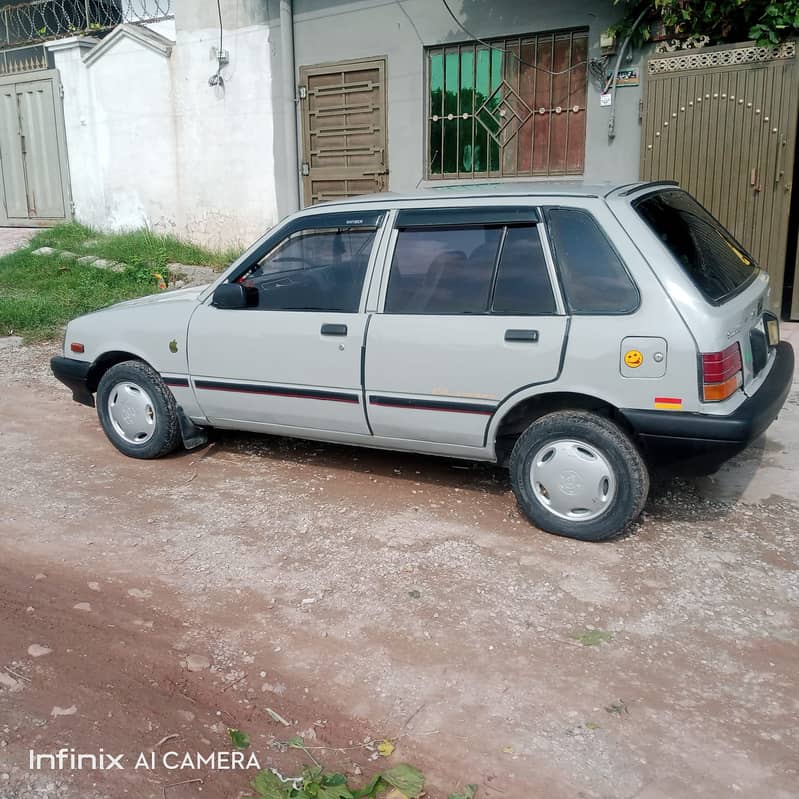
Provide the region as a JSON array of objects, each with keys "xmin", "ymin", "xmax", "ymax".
[
  {"xmin": 546, "ymin": 208, "xmax": 639, "ymax": 314},
  {"xmin": 492, "ymin": 227, "xmax": 556, "ymax": 315},
  {"xmin": 384, "ymin": 222, "xmax": 556, "ymax": 315},
  {"xmin": 385, "ymin": 226, "xmax": 501, "ymax": 313},
  {"xmin": 634, "ymin": 189, "xmax": 758, "ymax": 304}
]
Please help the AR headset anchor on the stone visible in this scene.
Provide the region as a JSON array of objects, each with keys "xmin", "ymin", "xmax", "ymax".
[
  {"xmin": 50, "ymin": 705, "xmax": 77, "ymax": 717},
  {"xmin": 185, "ymin": 655, "xmax": 211, "ymax": 672},
  {"xmin": 31, "ymin": 247, "xmax": 56, "ymax": 256},
  {"xmin": 76, "ymin": 255, "xmax": 98, "ymax": 264},
  {"xmin": 27, "ymin": 644, "xmax": 52, "ymax": 658},
  {"xmin": 73, "ymin": 602, "xmax": 91, "ymax": 612},
  {"xmin": 0, "ymin": 672, "xmax": 21, "ymax": 691}
]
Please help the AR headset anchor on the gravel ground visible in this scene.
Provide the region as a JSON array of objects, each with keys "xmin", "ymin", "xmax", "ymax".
[{"xmin": 1, "ymin": 340, "xmax": 798, "ymax": 799}]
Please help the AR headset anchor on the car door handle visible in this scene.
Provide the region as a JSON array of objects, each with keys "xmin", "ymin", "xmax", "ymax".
[
  {"xmin": 321, "ymin": 323, "xmax": 348, "ymax": 336},
  {"xmin": 505, "ymin": 329, "xmax": 539, "ymax": 342}
]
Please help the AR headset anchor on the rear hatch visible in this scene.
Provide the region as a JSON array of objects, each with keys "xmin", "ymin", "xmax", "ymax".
[{"xmin": 633, "ymin": 188, "xmax": 777, "ymax": 399}]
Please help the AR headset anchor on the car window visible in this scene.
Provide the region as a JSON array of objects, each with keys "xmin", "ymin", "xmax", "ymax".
[
  {"xmin": 492, "ymin": 227, "xmax": 556, "ymax": 315},
  {"xmin": 633, "ymin": 189, "xmax": 758, "ymax": 304},
  {"xmin": 384, "ymin": 226, "xmax": 502, "ymax": 314},
  {"xmin": 241, "ymin": 219, "xmax": 381, "ymax": 312},
  {"xmin": 545, "ymin": 208, "xmax": 638, "ymax": 314}
]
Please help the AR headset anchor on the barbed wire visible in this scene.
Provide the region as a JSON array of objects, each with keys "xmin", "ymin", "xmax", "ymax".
[{"xmin": 0, "ymin": 0, "xmax": 173, "ymax": 47}]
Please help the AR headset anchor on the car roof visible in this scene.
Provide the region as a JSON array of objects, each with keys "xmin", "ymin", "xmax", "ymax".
[{"xmin": 313, "ymin": 181, "xmax": 677, "ymax": 208}]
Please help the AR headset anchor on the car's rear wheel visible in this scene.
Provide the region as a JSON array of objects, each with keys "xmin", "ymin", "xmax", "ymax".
[
  {"xmin": 509, "ymin": 410, "xmax": 649, "ymax": 541},
  {"xmin": 96, "ymin": 360, "xmax": 181, "ymax": 459}
]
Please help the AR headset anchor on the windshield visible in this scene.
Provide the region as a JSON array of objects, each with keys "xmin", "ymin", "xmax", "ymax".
[{"xmin": 634, "ymin": 189, "xmax": 759, "ymax": 304}]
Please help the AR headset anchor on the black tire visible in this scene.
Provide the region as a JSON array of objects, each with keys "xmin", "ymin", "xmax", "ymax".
[
  {"xmin": 96, "ymin": 360, "xmax": 181, "ymax": 459},
  {"xmin": 509, "ymin": 410, "xmax": 649, "ymax": 542}
]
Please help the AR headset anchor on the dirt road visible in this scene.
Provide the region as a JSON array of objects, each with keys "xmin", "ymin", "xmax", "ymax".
[{"xmin": 1, "ymin": 340, "xmax": 798, "ymax": 799}]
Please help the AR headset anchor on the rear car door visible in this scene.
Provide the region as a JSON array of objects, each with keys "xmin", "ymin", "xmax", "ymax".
[
  {"xmin": 364, "ymin": 206, "xmax": 569, "ymax": 448},
  {"xmin": 188, "ymin": 211, "xmax": 385, "ymax": 434}
]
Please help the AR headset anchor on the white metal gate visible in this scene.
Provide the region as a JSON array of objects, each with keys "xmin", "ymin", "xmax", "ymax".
[{"xmin": 0, "ymin": 69, "xmax": 71, "ymax": 226}]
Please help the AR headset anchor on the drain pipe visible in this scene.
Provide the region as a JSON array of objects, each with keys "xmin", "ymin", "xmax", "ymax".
[
  {"xmin": 280, "ymin": 0, "xmax": 300, "ymax": 212},
  {"xmin": 607, "ymin": 7, "xmax": 647, "ymax": 139}
]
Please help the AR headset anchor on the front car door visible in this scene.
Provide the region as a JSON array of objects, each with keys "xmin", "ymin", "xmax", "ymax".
[
  {"xmin": 188, "ymin": 210, "xmax": 387, "ymax": 435},
  {"xmin": 364, "ymin": 206, "xmax": 569, "ymax": 449}
]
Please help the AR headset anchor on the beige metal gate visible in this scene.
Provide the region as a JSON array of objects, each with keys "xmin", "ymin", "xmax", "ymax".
[
  {"xmin": 0, "ymin": 69, "xmax": 71, "ymax": 226},
  {"xmin": 299, "ymin": 57, "xmax": 388, "ymax": 206},
  {"xmin": 641, "ymin": 41, "xmax": 799, "ymax": 316}
]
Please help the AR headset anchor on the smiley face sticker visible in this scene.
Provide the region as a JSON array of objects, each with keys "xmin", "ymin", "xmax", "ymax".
[{"xmin": 624, "ymin": 349, "xmax": 644, "ymax": 368}]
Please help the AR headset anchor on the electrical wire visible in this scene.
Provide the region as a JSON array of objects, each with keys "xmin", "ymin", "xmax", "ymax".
[
  {"xmin": 209, "ymin": 0, "xmax": 225, "ymax": 88},
  {"xmin": 588, "ymin": 57, "xmax": 609, "ymax": 92},
  {"xmin": 440, "ymin": 0, "xmax": 588, "ymax": 75}
]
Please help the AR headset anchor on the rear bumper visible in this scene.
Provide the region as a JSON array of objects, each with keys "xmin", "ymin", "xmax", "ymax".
[
  {"xmin": 51, "ymin": 356, "xmax": 95, "ymax": 407},
  {"xmin": 622, "ymin": 341, "xmax": 794, "ymax": 447}
]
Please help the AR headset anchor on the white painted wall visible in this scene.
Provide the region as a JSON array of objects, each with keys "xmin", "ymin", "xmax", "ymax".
[
  {"xmin": 49, "ymin": 7, "xmax": 277, "ymax": 249},
  {"xmin": 169, "ymin": 20, "xmax": 277, "ymax": 247}
]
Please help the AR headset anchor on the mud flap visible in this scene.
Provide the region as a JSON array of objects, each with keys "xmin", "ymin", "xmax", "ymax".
[{"xmin": 177, "ymin": 406, "xmax": 209, "ymax": 450}]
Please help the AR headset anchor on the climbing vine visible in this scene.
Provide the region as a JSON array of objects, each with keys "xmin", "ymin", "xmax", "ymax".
[{"xmin": 609, "ymin": 0, "xmax": 799, "ymax": 49}]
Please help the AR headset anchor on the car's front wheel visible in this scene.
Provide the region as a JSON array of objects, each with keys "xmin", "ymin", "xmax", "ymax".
[
  {"xmin": 96, "ymin": 360, "xmax": 181, "ymax": 459},
  {"xmin": 510, "ymin": 410, "xmax": 649, "ymax": 541}
]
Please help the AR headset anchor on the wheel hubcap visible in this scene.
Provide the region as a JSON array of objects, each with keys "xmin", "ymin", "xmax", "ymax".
[
  {"xmin": 107, "ymin": 381, "xmax": 156, "ymax": 445},
  {"xmin": 530, "ymin": 438, "xmax": 616, "ymax": 522}
]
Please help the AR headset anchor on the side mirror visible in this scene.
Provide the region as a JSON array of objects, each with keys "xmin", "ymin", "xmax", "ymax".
[{"xmin": 212, "ymin": 282, "xmax": 249, "ymax": 309}]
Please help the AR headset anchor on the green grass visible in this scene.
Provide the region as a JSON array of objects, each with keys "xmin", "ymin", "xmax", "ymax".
[
  {"xmin": 0, "ymin": 223, "xmax": 241, "ymax": 341},
  {"xmin": 30, "ymin": 223, "xmax": 240, "ymax": 270},
  {"xmin": 571, "ymin": 629, "xmax": 614, "ymax": 646}
]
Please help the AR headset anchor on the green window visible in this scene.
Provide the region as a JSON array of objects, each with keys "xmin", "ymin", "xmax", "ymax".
[{"xmin": 427, "ymin": 29, "xmax": 588, "ymax": 179}]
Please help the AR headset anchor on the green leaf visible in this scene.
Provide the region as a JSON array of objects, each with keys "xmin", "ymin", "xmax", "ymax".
[
  {"xmin": 380, "ymin": 764, "xmax": 425, "ymax": 798},
  {"xmin": 301, "ymin": 765, "xmax": 324, "ymax": 784},
  {"xmin": 228, "ymin": 728, "xmax": 251, "ymax": 749},
  {"xmin": 287, "ymin": 735, "xmax": 306, "ymax": 748},
  {"xmin": 351, "ymin": 775, "xmax": 383, "ymax": 799},
  {"xmin": 250, "ymin": 769, "xmax": 291, "ymax": 799},
  {"xmin": 448, "ymin": 786, "xmax": 478, "ymax": 799},
  {"xmin": 323, "ymin": 774, "xmax": 348, "ymax": 786},
  {"xmin": 318, "ymin": 783, "xmax": 353, "ymax": 799}
]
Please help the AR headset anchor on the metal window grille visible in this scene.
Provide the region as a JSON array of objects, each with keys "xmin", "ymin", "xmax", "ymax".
[
  {"xmin": 0, "ymin": 1, "xmax": 173, "ymax": 48},
  {"xmin": 426, "ymin": 28, "xmax": 588, "ymax": 180}
]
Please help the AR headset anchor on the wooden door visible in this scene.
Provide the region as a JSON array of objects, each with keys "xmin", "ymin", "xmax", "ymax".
[
  {"xmin": 641, "ymin": 42, "xmax": 799, "ymax": 316},
  {"xmin": 299, "ymin": 57, "xmax": 388, "ymax": 205}
]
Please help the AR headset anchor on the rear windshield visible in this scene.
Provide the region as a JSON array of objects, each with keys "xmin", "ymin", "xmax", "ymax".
[{"xmin": 634, "ymin": 189, "xmax": 758, "ymax": 304}]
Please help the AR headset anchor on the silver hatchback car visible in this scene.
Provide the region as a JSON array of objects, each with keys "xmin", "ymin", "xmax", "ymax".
[{"xmin": 52, "ymin": 182, "xmax": 794, "ymax": 541}]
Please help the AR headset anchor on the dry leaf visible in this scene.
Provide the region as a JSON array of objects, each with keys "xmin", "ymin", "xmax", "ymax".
[{"xmin": 377, "ymin": 739, "xmax": 396, "ymax": 757}]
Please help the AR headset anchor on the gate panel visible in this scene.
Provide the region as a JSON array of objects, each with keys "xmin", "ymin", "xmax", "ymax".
[
  {"xmin": 0, "ymin": 69, "xmax": 70, "ymax": 226},
  {"xmin": 0, "ymin": 81, "xmax": 28, "ymax": 219},
  {"xmin": 299, "ymin": 57, "xmax": 388, "ymax": 206},
  {"xmin": 641, "ymin": 42, "xmax": 799, "ymax": 313},
  {"xmin": 17, "ymin": 78, "xmax": 66, "ymax": 219}
]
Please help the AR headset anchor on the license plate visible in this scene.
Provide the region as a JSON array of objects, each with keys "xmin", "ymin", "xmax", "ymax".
[{"xmin": 766, "ymin": 319, "xmax": 780, "ymax": 346}]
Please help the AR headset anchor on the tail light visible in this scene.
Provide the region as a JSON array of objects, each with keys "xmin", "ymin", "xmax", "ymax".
[{"xmin": 701, "ymin": 343, "xmax": 742, "ymax": 401}]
